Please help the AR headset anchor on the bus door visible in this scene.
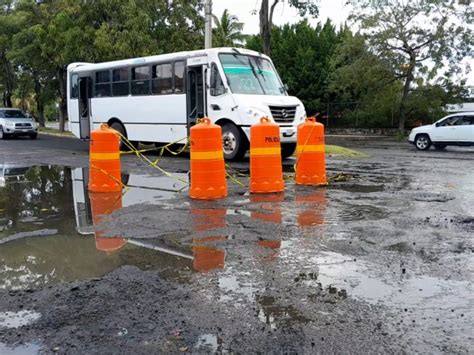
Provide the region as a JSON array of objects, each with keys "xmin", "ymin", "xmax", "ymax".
[
  {"xmin": 186, "ymin": 61, "xmax": 208, "ymax": 129},
  {"xmin": 78, "ymin": 76, "xmax": 93, "ymax": 139}
]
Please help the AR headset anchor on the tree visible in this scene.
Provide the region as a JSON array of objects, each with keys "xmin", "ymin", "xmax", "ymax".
[
  {"xmin": 258, "ymin": 0, "xmax": 319, "ymax": 55},
  {"xmin": 247, "ymin": 19, "xmax": 344, "ymax": 115},
  {"xmin": 212, "ymin": 9, "xmax": 244, "ymax": 47},
  {"xmin": 0, "ymin": 0, "xmax": 19, "ymax": 107},
  {"xmin": 328, "ymin": 31, "xmax": 401, "ymax": 127},
  {"xmin": 348, "ymin": 0, "xmax": 474, "ymax": 133},
  {"xmin": 9, "ymin": 1, "xmax": 58, "ymax": 126},
  {"xmin": 5, "ymin": 0, "xmax": 204, "ymax": 131}
]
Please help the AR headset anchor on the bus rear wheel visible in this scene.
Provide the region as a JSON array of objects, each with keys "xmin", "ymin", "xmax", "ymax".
[
  {"xmin": 110, "ymin": 122, "xmax": 139, "ymax": 151},
  {"xmin": 221, "ymin": 123, "xmax": 247, "ymax": 161}
]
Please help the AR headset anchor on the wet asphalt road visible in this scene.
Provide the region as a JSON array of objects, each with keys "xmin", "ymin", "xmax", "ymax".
[{"xmin": 0, "ymin": 133, "xmax": 473, "ymax": 353}]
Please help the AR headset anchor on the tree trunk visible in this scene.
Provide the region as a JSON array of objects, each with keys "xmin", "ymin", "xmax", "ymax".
[
  {"xmin": 259, "ymin": 0, "xmax": 270, "ymax": 55},
  {"xmin": 34, "ymin": 77, "xmax": 45, "ymax": 127},
  {"xmin": 259, "ymin": 0, "xmax": 279, "ymax": 55},
  {"xmin": 398, "ymin": 59, "xmax": 415, "ymax": 135},
  {"xmin": 57, "ymin": 67, "xmax": 67, "ymax": 132},
  {"xmin": 5, "ymin": 92, "xmax": 12, "ymax": 108}
]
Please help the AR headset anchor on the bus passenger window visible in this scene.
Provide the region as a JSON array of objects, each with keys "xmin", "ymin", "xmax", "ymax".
[
  {"xmin": 112, "ymin": 68, "xmax": 129, "ymax": 96},
  {"xmin": 174, "ymin": 61, "xmax": 185, "ymax": 94},
  {"xmin": 70, "ymin": 74, "xmax": 79, "ymax": 99},
  {"xmin": 210, "ymin": 64, "xmax": 225, "ymax": 96},
  {"xmin": 95, "ymin": 70, "xmax": 111, "ymax": 97},
  {"xmin": 131, "ymin": 66, "xmax": 150, "ymax": 95},
  {"xmin": 152, "ymin": 63, "xmax": 173, "ymax": 95}
]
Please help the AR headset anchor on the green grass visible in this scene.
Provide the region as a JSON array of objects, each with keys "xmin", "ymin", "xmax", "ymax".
[
  {"xmin": 39, "ymin": 127, "xmax": 74, "ymax": 137},
  {"xmin": 325, "ymin": 145, "xmax": 367, "ymax": 157}
]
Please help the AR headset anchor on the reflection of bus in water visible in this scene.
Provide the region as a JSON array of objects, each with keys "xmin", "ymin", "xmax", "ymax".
[
  {"xmin": 67, "ymin": 48, "xmax": 306, "ymax": 160},
  {"xmin": 71, "ymin": 168, "xmax": 226, "ymax": 272},
  {"xmin": 72, "ymin": 168, "xmax": 189, "ymax": 235}
]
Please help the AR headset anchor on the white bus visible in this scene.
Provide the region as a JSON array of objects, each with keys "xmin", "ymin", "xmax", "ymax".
[{"xmin": 67, "ymin": 47, "xmax": 306, "ymax": 160}]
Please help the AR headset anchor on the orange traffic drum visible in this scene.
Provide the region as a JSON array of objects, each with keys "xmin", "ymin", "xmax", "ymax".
[
  {"xmin": 89, "ymin": 123, "xmax": 122, "ymax": 192},
  {"xmin": 295, "ymin": 117, "xmax": 327, "ymax": 185},
  {"xmin": 189, "ymin": 119, "xmax": 227, "ymax": 200},
  {"xmin": 250, "ymin": 117, "xmax": 284, "ymax": 193}
]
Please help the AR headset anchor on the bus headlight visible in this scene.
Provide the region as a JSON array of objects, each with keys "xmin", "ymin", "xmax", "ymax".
[
  {"xmin": 299, "ymin": 111, "xmax": 307, "ymax": 122},
  {"xmin": 246, "ymin": 108, "xmax": 268, "ymax": 119}
]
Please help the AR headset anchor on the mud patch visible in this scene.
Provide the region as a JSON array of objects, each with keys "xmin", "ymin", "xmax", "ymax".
[
  {"xmin": 411, "ymin": 192, "xmax": 455, "ymax": 202},
  {"xmin": 338, "ymin": 204, "xmax": 388, "ymax": 221}
]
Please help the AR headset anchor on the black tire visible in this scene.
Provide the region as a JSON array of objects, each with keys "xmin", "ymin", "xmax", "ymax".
[
  {"xmin": 281, "ymin": 142, "xmax": 296, "ymax": 159},
  {"xmin": 221, "ymin": 123, "xmax": 248, "ymax": 161},
  {"xmin": 434, "ymin": 144, "xmax": 447, "ymax": 150},
  {"xmin": 121, "ymin": 173, "xmax": 130, "ymax": 186},
  {"xmin": 0, "ymin": 126, "xmax": 8, "ymax": 140},
  {"xmin": 29, "ymin": 133, "xmax": 38, "ymax": 140},
  {"xmin": 414, "ymin": 134, "xmax": 431, "ymax": 151},
  {"xmin": 110, "ymin": 122, "xmax": 139, "ymax": 151}
]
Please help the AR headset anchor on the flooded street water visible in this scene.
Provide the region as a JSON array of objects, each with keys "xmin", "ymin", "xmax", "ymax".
[{"xmin": 0, "ymin": 142, "xmax": 473, "ymax": 353}]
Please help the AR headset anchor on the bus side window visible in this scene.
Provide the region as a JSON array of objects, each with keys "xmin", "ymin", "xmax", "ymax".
[
  {"xmin": 112, "ymin": 68, "xmax": 129, "ymax": 96},
  {"xmin": 210, "ymin": 64, "xmax": 225, "ymax": 96},
  {"xmin": 95, "ymin": 70, "xmax": 111, "ymax": 97},
  {"xmin": 174, "ymin": 61, "xmax": 185, "ymax": 94},
  {"xmin": 152, "ymin": 63, "xmax": 173, "ymax": 95},
  {"xmin": 131, "ymin": 66, "xmax": 151, "ymax": 95},
  {"xmin": 70, "ymin": 74, "xmax": 79, "ymax": 99}
]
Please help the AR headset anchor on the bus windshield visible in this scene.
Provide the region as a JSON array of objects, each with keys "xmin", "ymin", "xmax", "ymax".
[{"xmin": 219, "ymin": 53, "xmax": 285, "ymax": 96}]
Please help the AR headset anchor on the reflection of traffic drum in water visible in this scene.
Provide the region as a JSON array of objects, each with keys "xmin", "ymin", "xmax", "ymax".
[
  {"xmin": 191, "ymin": 206, "xmax": 227, "ymax": 232},
  {"xmin": 250, "ymin": 193, "xmax": 284, "ymax": 224},
  {"xmin": 250, "ymin": 193, "xmax": 283, "ymax": 252},
  {"xmin": 191, "ymin": 205, "xmax": 227, "ymax": 272},
  {"xmin": 89, "ymin": 190, "xmax": 126, "ymax": 254},
  {"xmin": 192, "ymin": 236, "xmax": 226, "ymax": 272},
  {"xmin": 295, "ymin": 189, "xmax": 327, "ymax": 228}
]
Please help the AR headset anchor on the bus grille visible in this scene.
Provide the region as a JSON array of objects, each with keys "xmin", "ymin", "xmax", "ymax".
[{"xmin": 269, "ymin": 106, "xmax": 297, "ymax": 123}]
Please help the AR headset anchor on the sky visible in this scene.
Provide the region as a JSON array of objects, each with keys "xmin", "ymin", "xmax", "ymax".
[
  {"xmin": 211, "ymin": 0, "xmax": 473, "ymax": 86},
  {"xmin": 212, "ymin": 0, "xmax": 351, "ymax": 34}
]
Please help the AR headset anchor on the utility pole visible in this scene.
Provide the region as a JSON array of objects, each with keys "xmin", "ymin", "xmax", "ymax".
[{"xmin": 204, "ymin": 0, "xmax": 213, "ymax": 49}]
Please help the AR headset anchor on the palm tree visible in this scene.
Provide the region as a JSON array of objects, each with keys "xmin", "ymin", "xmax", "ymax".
[{"xmin": 212, "ymin": 9, "xmax": 245, "ymax": 47}]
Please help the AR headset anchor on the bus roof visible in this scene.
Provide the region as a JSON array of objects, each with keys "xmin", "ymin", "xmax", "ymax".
[{"xmin": 68, "ymin": 47, "xmax": 268, "ymax": 73}]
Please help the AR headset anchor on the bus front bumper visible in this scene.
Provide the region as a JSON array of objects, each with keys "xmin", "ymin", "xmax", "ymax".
[{"xmin": 242, "ymin": 126, "xmax": 297, "ymax": 143}]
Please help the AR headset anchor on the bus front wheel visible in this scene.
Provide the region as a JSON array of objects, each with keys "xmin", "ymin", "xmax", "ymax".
[
  {"xmin": 221, "ymin": 123, "xmax": 247, "ymax": 161},
  {"xmin": 110, "ymin": 122, "xmax": 139, "ymax": 151}
]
